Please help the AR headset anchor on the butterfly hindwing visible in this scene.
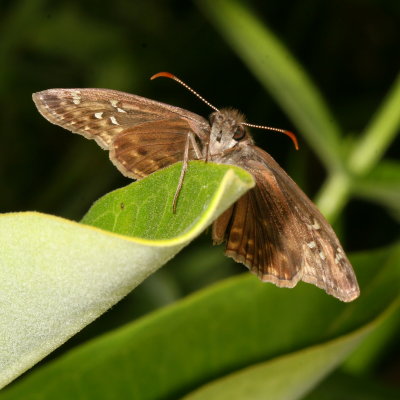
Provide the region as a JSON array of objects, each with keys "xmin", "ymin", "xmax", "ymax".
[{"xmin": 110, "ymin": 118, "xmax": 199, "ymax": 179}]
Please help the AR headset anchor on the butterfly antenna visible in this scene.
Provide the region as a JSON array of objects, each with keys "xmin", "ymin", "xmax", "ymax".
[
  {"xmin": 151, "ymin": 72, "xmax": 298, "ymax": 150},
  {"xmin": 151, "ymin": 72, "xmax": 219, "ymax": 112},
  {"xmin": 242, "ymin": 122, "xmax": 299, "ymax": 150}
]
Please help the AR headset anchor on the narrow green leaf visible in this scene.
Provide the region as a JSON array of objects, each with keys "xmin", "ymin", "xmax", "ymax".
[
  {"xmin": 315, "ymin": 171, "xmax": 351, "ymax": 221},
  {"xmin": 304, "ymin": 371, "xmax": 400, "ymax": 400},
  {"xmin": 342, "ymin": 239, "xmax": 400, "ymax": 375},
  {"xmin": 197, "ymin": 0, "xmax": 344, "ymax": 171},
  {"xmin": 348, "ymin": 72, "xmax": 400, "ymax": 176},
  {"xmin": 343, "ymin": 301, "xmax": 400, "ymax": 376},
  {"xmin": 0, "ymin": 162, "xmax": 254, "ymax": 389},
  {"xmin": 1, "ymin": 243, "xmax": 398, "ymax": 399},
  {"xmin": 183, "ymin": 304, "xmax": 396, "ymax": 400}
]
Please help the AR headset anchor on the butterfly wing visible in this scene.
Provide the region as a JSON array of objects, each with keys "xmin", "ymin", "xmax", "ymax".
[
  {"xmin": 213, "ymin": 146, "xmax": 360, "ymax": 302},
  {"xmin": 110, "ymin": 118, "xmax": 202, "ymax": 179},
  {"xmin": 32, "ymin": 88, "xmax": 210, "ymax": 179}
]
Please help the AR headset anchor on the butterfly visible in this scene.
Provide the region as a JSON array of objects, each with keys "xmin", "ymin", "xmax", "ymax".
[{"xmin": 32, "ymin": 72, "xmax": 360, "ymax": 302}]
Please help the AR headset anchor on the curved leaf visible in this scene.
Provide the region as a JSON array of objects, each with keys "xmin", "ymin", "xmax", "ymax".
[{"xmin": 0, "ymin": 162, "xmax": 254, "ymax": 389}]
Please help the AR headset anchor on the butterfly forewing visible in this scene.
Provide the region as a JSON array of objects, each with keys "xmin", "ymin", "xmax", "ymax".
[{"xmin": 32, "ymin": 88, "xmax": 210, "ymax": 179}]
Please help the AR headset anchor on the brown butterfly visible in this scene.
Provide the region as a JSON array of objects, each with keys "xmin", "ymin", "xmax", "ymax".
[{"xmin": 32, "ymin": 72, "xmax": 360, "ymax": 302}]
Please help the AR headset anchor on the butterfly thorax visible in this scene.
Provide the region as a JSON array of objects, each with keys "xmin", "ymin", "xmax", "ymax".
[{"xmin": 208, "ymin": 108, "xmax": 254, "ymax": 162}]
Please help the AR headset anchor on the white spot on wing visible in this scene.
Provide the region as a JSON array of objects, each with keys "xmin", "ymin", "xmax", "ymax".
[
  {"xmin": 71, "ymin": 90, "xmax": 81, "ymax": 105},
  {"xmin": 94, "ymin": 112, "xmax": 103, "ymax": 119},
  {"xmin": 109, "ymin": 99, "xmax": 127, "ymax": 113},
  {"xmin": 312, "ymin": 220, "xmax": 321, "ymax": 230},
  {"xmin": 307, "ymin": 241, "xmax": 316, "ymax": 249},
  {"xmin": 306, "ymin": 219, "xmax": 321, "ymax": 231},
  {"xmin": 110, "ymin": 116, "xmax": 119, "ymax": 125},
  {"xmin": 335, "ymin": 247, "xmax": 345, "ymax": 264}
]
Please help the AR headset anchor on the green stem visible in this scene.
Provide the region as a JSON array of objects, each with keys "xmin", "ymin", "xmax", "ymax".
[
  {"xmin": 315, "ymin": 172, "xmax": 351, "ymax": 222},
  {"xmin": 197, "ymin": 0, "xmax": 344, "ymax": 172},
  {"xmin": 199, "ymin": 0, "xmax": 400, "ymax": 222},
  {"xmin": 316, "ymin": 72, "xmax": 400, "ymax": 221},
  {"xmin": 348, "ymin": 72, "xmax": 400, "ymax": 175}
]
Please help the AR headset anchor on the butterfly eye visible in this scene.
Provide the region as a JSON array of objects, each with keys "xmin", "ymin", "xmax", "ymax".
[{"xmin": 233, "ymin": 125, "xmax": 246, "ymax": 141}]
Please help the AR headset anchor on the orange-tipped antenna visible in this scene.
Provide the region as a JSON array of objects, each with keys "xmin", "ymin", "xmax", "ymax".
[
  {"xmin": 151, "ymin": 72, "xmax": 299, "ymax": 150},
  {"xmin": 242, "ymin": 122, "xmax": 299, "ymax": 150},
  {"xmin": 151, "ymin": 72, "xmax": 219, "ymax": 112}
]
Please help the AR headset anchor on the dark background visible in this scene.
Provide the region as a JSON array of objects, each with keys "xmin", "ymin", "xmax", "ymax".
[
  {"xmin": 1, "ymin": 0, "xmax": 399, "ymax": 389},
  {"xmin": 1, "ymin": 0, "xmax": 398, "ymax": 245}
]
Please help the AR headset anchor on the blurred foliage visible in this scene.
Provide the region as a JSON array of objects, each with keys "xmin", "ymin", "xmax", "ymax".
[
  {"xmin": 1, "ymin": 244, "xmax": 399, "ymax": 399},
  {"xmin": 0, "ymin": 0, "xmax": 399, "ymax": 398}
]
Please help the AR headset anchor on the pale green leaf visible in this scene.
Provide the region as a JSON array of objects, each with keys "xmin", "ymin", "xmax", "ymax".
[{"xmin": 0, "ymin": 162, "xmax": 254, "ymax": 389}]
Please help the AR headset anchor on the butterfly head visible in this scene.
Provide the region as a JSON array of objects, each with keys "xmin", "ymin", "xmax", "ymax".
[{"xmin": 209, "ymin": 108, "xmax": 253, "ymax": 155}]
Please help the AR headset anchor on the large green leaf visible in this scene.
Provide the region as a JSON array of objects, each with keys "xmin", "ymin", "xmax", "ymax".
[
  {"xmin": 1, "ymin": 242, "xmax": 398, "ymax": 399},
  {"xmin": 0, "ymin": 162, "xmax": 254, "ymax": 389}
]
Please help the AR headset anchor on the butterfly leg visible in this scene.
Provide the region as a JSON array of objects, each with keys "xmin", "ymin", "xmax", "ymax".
[
  {"xmin": 190, "ymin": 133, "xmax": 203, "ymax": 160},
  {"xmin": 204, "ymin": 142, "xmax": 210, "ymax": 162},
  {"xmin": 172, "ymin": 132, "xmax": 199, "ymax": 213}
]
